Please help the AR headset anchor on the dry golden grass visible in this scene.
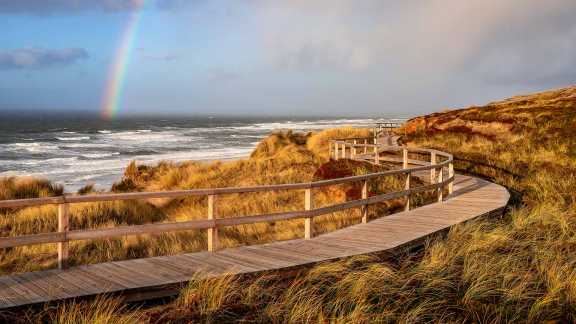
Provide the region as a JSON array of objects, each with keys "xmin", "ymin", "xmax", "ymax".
[
  {"xmin": 1, "ymin": 127, "xmax": 423, "ymax": 276},
  {"xmin": 6, "ymin": 84, "xmax": 575, "ymax": 324},
  {"xmin": 94, "ymin": 86, "xmax": 576, "ymax": 323}
]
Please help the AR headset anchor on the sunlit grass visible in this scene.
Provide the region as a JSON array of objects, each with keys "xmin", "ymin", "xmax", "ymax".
[{"xmin": 4, "ymin": 85, "xmax": 575, "ymax": 323}]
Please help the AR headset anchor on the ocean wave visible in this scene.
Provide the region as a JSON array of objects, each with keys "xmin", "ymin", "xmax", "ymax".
[
  {"xmin": 1, "ymin": 117, "xmax": 382, "ymax": 192},
  {"xmin": 3, "ymin": 142, "xmax": 59, "ymax": 153},
  {"xmin": 21, "ymin": 157, "xmax": 78, "ymax": 165},
  {"xmin": 60, "ymin": 143, "xmax": 113, "ymax": 148},
  {"xmin": 230, "ymin": 134, "xmax": 259, "ymax": 139},
  {"xmin": 45, "ymin": 157, "xmax": 79, "ymax": 163},
  {"xmin": 56, "ymin": 136, "xmax": 90, "ymax": 141},
  {"xmin": 81, "ymin": 152, "xmax": 120, "ymax": 159},
  {"xmin": 103, "ymin": 131, "xmax": 189, "ymax": 142}
]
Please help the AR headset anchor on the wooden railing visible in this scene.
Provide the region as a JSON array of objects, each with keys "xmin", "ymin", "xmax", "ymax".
[
  {"xmin": 0, "ymin": 138, "xmax": 453, "ymax": 270},
  {"xmin": 374, "ymin": 121, "xmax": 404, "ymax": 141}
]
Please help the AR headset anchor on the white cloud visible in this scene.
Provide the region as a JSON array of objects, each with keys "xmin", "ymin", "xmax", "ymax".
[
  {"xmin": 0, "ymin": 47, "xmax": 88, "ymax": 70},
  {"xmin": 253, "ymin": 0, "xmax": 576, "ymax": 83}
]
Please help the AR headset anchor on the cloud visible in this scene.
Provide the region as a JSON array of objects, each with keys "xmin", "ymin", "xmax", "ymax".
[
  {"xmin": 0, "ymin": 48, "xmax": 88, "ymax": 70},
  {"xmin": 254, "ymin": 0, "xmax": 576, "ymax": 84}
]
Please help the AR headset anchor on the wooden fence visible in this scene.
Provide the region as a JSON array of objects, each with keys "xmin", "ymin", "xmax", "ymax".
[{"xmin": 0, "ymin": 138, "xmax": 453, "ymax": 270}]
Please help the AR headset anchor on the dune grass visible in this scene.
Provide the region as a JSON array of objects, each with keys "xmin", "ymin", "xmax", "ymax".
[
  {"xmin": 119, "ymin": 86, "xmax": 575, "ymax": 323},
  {"xmin": 1, "ymin": 127, "xmax": 426, "ymax": 275},
  {"xmin": 4, "ymin": 85, "xmax": 574, "ymax": 323}
]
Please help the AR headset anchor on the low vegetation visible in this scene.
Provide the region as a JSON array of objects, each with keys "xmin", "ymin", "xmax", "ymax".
[
  {"xmin": 0, "ymin": 127, "xmax": 429, "ymax": 275},
  {"xmin": 2, "ymin": 86, "xmax": 575, "ymax": 323}
]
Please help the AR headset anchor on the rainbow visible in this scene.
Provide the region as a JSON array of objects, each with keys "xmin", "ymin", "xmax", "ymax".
[{"xmin": 101, "ymin": 0, "xmax": 147, "ymax": 120}]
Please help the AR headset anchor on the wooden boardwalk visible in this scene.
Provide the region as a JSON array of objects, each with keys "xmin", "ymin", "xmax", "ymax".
[{"xmin": 0, "ymin": 173, "xmax": 509, "ymax": 309}]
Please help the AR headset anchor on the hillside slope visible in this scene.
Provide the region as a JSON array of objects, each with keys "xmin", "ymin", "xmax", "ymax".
[
  {"xmin": 132, "ymin": 86, "xmax": 576, "ymax": 322},
  {"xmin": 2, "ymin": 87, "xmax": 575, "ymax": 323}
]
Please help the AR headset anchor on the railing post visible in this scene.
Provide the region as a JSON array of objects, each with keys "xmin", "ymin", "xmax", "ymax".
[
  {"xmin": 438, "ymin": 166, "xmax": 444, "ymax": 202},
  {"xmin": 304, "ymin": 188, "xmax": 313, "ymax": 239},
  {"xmin": 430, "ymin": 152, "xmax": 437, "ymax": 183},
  {"xmin": 405, "ymin": 172, "xmax": 411, "ymax": 211},
  {"xmin": 361, "ymin": 180, "xmax": 368, "ymax": 223},
  {"xmin": 333, "ymin": 142, "xmax": 338, "ymax": 160},
  {"xmin": 403, "ymin": 147, "xmax": 408, "ymax": 169},
  {"xmin": 207, "ymin": 195, "xmax": 219, "ymax": 252},
  {"xmin": 58, "ymin": 203, "xmax": 69, "ymax": 270},
  {"xmin": 374, "ymin": 146, "xmax": 380, "ymax": 164},
  {"xmin": 329, "ymin": 141, "xmax": 333, "ymax": 160},
  {"xmin": 352, "ymin": 139, "xmax": 357, "ymax": 159},
  {"xmin": 448, "ymin": 162, "xmax": 454, "ymax": 195},
  {"xmin": 364, "ymin": 139, "xmax": 368, "ymax": 154}
]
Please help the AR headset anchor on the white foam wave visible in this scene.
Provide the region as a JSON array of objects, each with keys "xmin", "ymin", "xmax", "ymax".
[
  {"xmin": 56, "ymin": 136, "xmax": 90, "ymax": 141},
  {"xmin": 81, "ymin": 152, "xmax": 120, "ymax": 159},
  {"xmin": 98, "ymin": 130, "xmax": 112, "ymax": 134},
  {"xmin": 60, "ymin": 143, "xmax": 113, "ymax": 148},
  {"xmin": 3, "ymin": 142, "xmax": 59, "ymax": 153},
  {"xmin": 102, "ymin": 130, "xmax": 192, "ymax": 142}
]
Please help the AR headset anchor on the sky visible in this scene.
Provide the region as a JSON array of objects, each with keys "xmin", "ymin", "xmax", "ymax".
[{"xmin": 0, "ymin": 0, "xmax": 575, "ymax": 118}]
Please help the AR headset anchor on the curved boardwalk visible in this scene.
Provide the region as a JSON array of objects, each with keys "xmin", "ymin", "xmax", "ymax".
[{"xmin": 0, "ymin": 173, "xmax": 508, "ymax": 309}]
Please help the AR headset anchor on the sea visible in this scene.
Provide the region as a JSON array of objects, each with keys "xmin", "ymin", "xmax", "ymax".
[{"xmin": 0, "ymin": 114, "xmax": 404, "ymax": 192}]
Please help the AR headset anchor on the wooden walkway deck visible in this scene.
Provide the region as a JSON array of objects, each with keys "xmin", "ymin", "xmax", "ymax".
[{"xmin": 0, "ymin": 173, "xmax": 509, "ymax": 309}]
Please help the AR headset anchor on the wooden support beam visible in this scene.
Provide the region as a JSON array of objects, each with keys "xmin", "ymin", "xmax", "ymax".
[
  {"xmin": 364, "ymin": 139, "xmax": 368, "ymax": 154},
  {"xmin": 430, "ymin": 152, "xmax": 437, "ymax": 183},
  {"xmin": 352, "ymin": 140, "xmax": 357, "ymax": 159},
  {"xmin": 438, "ymin": 167, "xmax": 444, "ymax": 202},
  {"xmin": 405, "ymin": 173, "xmax": 411, "ymax": 211},
  {"xmin": 58, "ymin": 203, "xmax": 69, "ymax": 269},
  {"xmin": 304, "ymin": 189, "xmax": 313, "ymax": 239},
  {"xmin": 448, "ymin": 162, "xmax": 454, "ymax": 195},
  {"xmin": 374, "ymin": 147, "xmax": 380, "ymax": 164},
  {"xmin": 361, "ymin": 180, "xmax": 368, "ymax": 223},
  {"xmin": 207, "ymin": 195, "xmax": 219, "ymax": 252},
  {"xmin": 403, "ymin": 147, "xmax": 408, "ymax": 169},
  {"xmin": 334, "ymin": 142, "xmax": 339, "ymax": 160}
]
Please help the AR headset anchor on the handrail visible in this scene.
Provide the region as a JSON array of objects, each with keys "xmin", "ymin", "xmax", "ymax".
[{"xmin": 0, "ymin": 137, "xmax": 454, "ymax": 270}]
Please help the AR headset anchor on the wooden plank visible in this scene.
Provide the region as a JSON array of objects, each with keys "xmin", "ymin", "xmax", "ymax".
[
  {"xmin": 72, "ymin": 266, "xmax": 132, "ymax": 291},
  {"xmin": 67, "ymin": 219, "xmax": 215, "ymax": 242},
  {"xmin": 16, "ymin": 271, "xmax": 75, "ymax": 300},
  {"xmin": 53, "ymin": 268, "xmax": 118, "ymax": 296},
  {"xmin": 245, "ymin": 245, "xmax": 315, "ymax": 265},
  {"xmin": 88, "ymin": 262, "xmax": 154, "ymax": 288},
  {"xmin": 0, "ymin": 275, "xmax": 45, "ymax": 306},
  {"xmin": 173, "ymin": 254, "xmax": 236, "ymax": 274},
  {"xmin": 227, "ymin": 247, "xmax": 298, "ymax": 268},
  {"xmin": 0, "ymin": 232, "xmax": 65, "ymax": 249}
]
